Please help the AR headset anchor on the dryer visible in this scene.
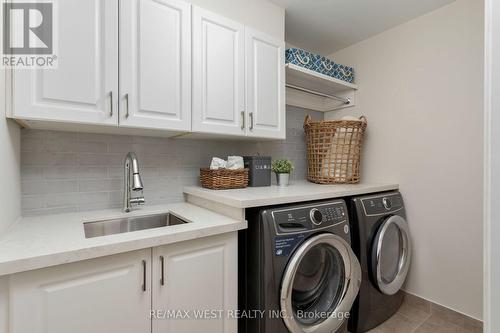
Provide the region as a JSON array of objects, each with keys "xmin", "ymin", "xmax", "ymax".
[
  {"xmin": 239, "ymin": 200, "xmax": 362, "ymax": 333},
  {"xmin": 348, "ymin": 191, "xmax": 412, "ymax": 333}
]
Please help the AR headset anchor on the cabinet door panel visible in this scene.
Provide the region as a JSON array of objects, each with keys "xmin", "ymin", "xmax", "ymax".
[
  {"xmin": 12, "ymin": 0, "xmax": 118, "ymax": 125},
  {"xmin": 8, "ymin": 250, "xmax": 151, "ymax": 333},
  {"xmin": 120, "ymin": 0, "xmax": 191, "ymax": 131},
  {"xmin": 192, "ymin": 6, "xmax": 245, "ymax": 135},
  {"xmin": 152, "ymin": 233, "xmax": 238, "ymax": 333},
  {"xmin": 246, "ymin": 28, "xmax": 285, "ymax": 139}
]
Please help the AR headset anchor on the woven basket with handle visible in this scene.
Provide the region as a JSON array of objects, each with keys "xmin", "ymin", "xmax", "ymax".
[
  {"xmin": 304, "ymin": 115, "xmax": 367, "ymax": 184},
  {"xmin": 200, "ymin": 168, "xmax": 249, "ymax": 190}
]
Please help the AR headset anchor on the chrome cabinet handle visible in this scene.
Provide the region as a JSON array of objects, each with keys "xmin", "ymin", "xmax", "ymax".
[
  {"xmin": 241, "ymin": 111, "xmax": 245, "ymax": 130},
  {"xmin": 109, "ymin": 91, "xmax": 113, "ymax": 117},
  {"xmin": 142, "ymin": 260, "xmax": 146, "ymax": 292},
  {"xmin": 160, "ymin": 256, "xmax": 165, "ymax": 286},
  {"xmin": 125, "ymin": 93, "xmax": 130, "ymax": 118},
  {"xmin": 249, "ymin": 112, "xmax": 254, "ymax": 130}
]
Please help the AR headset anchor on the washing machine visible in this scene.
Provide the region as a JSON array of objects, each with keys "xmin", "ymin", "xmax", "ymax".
[
  {"xmin": 348, "ymin": 191, "xmax": 412, "ymax": 333},
  {"xmin": 239, "ymin": 199, "xmax": 362, "ymax": 333}
]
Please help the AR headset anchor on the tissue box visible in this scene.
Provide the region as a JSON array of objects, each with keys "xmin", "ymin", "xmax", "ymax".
[
  {"xmin": 244, "ymin": 156, "xmax": 271, "ymax": 187},
  {"xmin": 285, "ymin": 48, "xmax": 354, "ymax": 83}
]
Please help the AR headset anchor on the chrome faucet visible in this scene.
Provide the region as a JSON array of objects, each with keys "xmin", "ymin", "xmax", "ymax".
[{"xmin": 123, "ymin": 152, "xmax": 145, "ymax": 212}]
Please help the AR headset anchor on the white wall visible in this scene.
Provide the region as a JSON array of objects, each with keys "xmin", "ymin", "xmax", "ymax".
[
  {"xmin": 188, "ymin": 0, "xmax": 284, "ymax": 39},
  {"xmin": 326, "ymin": 0, "xmax": 484, "ymax": 319},
  {"xmin": 0, "ymin": 70, "xmax": 21, "ymax": 233},
  {"xmin": 484, "ymin": 0, "xmax": 500, "ymax": 330}
]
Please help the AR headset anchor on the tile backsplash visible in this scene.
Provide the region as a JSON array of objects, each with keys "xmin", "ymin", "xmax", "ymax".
[{"xmin": 20, "ymin": 107, "xmax": 322, "ymax": 216}]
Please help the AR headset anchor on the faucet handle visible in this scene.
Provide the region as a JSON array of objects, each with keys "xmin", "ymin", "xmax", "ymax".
[{"xmin": 130, "ymin": 197, "xmax": 145, "ymax": 206}]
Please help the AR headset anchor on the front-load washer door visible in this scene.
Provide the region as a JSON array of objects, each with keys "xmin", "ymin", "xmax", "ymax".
[
  {"xmin": 280, "ymin": 233, "xmax": 361, "ymax": 333},
  {"xmin": 371, "ymin": 215, "xmax": 412, "ymax": 295}
]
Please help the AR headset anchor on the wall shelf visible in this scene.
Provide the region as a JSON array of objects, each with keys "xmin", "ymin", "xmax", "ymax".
[{"xmin": 285, "ymin": 63, "xmax": 358, "ymax": 112}]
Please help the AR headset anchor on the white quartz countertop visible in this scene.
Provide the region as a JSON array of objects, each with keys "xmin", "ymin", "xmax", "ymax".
[
  {"xmin": 184, "ymin": 181, "xmax": 399, "ymax": 208},
  {"xmin": 0, "ymin": 203, "xmax": 247, "ymax": 276}
]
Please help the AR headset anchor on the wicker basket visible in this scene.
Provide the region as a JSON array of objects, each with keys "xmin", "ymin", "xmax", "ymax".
[
  {"xmin": 200, "ymin": 168, "xmax": 249, "ymax": 190},
  {"xmin": 304, "ymin": 115, "xmax": 367, "ymax": 184}
]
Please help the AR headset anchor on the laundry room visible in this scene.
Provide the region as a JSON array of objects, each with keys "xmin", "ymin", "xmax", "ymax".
[{"xmin": 0, "ymin": 0, "xmax": 495, "ymax": 332}]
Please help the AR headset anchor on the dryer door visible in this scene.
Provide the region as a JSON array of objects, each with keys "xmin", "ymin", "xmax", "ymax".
[
  {"xmin": 371, "ymin": 215, "xmax": 412, "ymax": 295},
  {"xmin": 280, "ymin": 233, "xmax": 361, "ymax": 333}
]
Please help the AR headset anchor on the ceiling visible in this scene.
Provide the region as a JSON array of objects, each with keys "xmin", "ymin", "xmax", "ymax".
[{"xmin": 270, "ymin": 0, "xmax": 455, "ymax": 55}]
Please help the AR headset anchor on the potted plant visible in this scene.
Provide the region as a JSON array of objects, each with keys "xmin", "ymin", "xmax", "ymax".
[{"xmin": 272, "ymin": 159, "xmax": 294, "ymax": 187}]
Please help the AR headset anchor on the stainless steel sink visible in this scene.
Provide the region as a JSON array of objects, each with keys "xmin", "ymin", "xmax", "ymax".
[{"xmin": 83, "ymin": 213, "xmax": 189, "ymax": 238}]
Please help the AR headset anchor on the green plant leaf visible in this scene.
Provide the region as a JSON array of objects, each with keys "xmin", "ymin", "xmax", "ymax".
[{"xmin": 271, "ymin": 159, "xmax": 294, "ymax": 174}]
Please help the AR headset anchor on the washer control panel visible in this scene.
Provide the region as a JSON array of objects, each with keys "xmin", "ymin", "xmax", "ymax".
[{"xmin": 271, "ymin": 201, "xmax": 348, "ymax": 235}]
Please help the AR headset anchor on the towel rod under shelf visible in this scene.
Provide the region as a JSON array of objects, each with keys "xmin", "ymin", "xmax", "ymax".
[{"xmin": 286, "ymin": 84, "xmax": 351, "ymax": 105}]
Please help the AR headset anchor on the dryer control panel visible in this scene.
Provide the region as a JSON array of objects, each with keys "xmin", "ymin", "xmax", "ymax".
[{"xmin": 361, "ymin": 193, "xmax": 404, "ymax": 216}]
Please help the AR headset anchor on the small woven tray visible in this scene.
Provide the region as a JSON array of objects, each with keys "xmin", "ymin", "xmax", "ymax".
[{"xmin": 200, "ymin": 168, "xmax": 249, "ymax": 190}]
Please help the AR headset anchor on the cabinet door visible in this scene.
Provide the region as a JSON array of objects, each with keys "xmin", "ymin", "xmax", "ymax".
[
  {"xmin": 8, "ymin": 250, "xmax": 151, "ymax": 333},
  {"xmin": 120, "ymin": 0, "xmax": 191, "ymax": 131},
  {"xmin": 152, "ymin": 233, "xmax": 238, "ymax": 333},
  {"xmin": 11, "ymin": 0, "xmax": 118, "ymax": 125},
  {"xmin": 192, "ymin": 6, "xmax": 245, "ymax": 136},
  {"xmin": 245, "ymin": 28, "xmax": 286, "ymax": 139}
]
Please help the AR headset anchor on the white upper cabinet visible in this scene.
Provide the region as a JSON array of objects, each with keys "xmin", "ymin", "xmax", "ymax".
[
  {"xmin": 119, "ymin": 0, "xmax": 191, "ymax": 131},
  {"xmin": 7, "ymin": 0, "xmax": 285, "ymax": 139},
  {"xmin": 8, "ymin": 249, "xmax": 151, "ymax": 333},
  {"xmin": 245, "ymin": 27, "xmax": 286, "ymax": 139},
  {"xmin": 192, "ymin": 6, "xmax": 245, "ymax": 136},
  {"xmin": 11, "ymin": 0, "xmax": 119, "ymax": 125}
]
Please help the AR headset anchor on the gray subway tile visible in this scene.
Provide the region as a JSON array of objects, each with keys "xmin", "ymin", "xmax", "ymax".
[
  {"xmin": 22, "ymin": 180, "xmax": 78, "ymax": 195},
  {"xmin": 78, "ymin": 153, "xmax": 123, "ymax": 166},
  {"xmin": 22, "ymin": 195, "xmax": 45, "ymax": 210},
  {"xmin": 78, "ymin": 132, "xmax": 132, "ymax": 143},
  {"xmin": 23, "ymin": 206, "xmax": 78, "ymax": 216},
  {"xmin": 77, "ymin": 167, "xmax": 108, "ymax": 179},
  {"xmin": 21, "ymin": 167, "xmax": 43, "ymax": 180},
  {"xmin": 43, "ymin": 167, "xmax": 78, "ymax": 180},
  {"xmin": 22, "ymin": 152, "xmax": 77, "ymax": 166},
  {"xmin": 78, "ymin": 179, "xmax": 122, "ymax": 192},
  {"xmin": 45, "ymin": 193, "xmax": 80, "ymax": 208},
  {"xmin": 76, "ymin": 141, "xmax": 108, "ymax": 153}
]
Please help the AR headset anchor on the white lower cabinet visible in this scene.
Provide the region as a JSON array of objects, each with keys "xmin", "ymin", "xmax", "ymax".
[
  {"xmin": 8, "ymin": 249, "xmax": 152, "ymax": 333},
  {"xmin": 6, "ymin": 233, "xmax": 237, "ymax": 333},
  {"xmin": 152, "ymin": 233, "xmax": 237, "ymax": 333}
]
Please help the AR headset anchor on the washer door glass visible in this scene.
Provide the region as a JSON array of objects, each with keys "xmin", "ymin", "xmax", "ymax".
[
  {"xmin": 291, "ymin": 243, "xmax": 345, "ymax": 325},
  {"xmin": 280, "ymin": 233, "xmax": 361, "ymax": 333},
  {"xmin": 372, "ymin": 215, "xmax": 412, "ymax": 295}
]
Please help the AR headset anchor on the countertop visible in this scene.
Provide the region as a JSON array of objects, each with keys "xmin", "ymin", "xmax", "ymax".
[
  {"xmin": 0, "ymin": 203, "xmax": 247, "ymax": 276},
  {"xmin": 184, "ymin": 181, "xmax": 399, "ymax": 208}
]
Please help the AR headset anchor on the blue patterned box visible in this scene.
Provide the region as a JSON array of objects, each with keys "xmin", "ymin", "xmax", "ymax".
[{"xmin": 285, "ymin": 48, "xmax": 354, "ymax": 83}]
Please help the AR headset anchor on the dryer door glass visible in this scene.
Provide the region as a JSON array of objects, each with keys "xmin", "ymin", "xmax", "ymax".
[
  {"xmin": 280, "ymin": 233, "xmax": 362, "ymax": 333},
  {"xmin": 372, "ymin": 215, "xmax": 412, "ymax": 295},
  {"xmin": 379, "ymin": 222, "xmax": 402, "ymax": 283}
]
